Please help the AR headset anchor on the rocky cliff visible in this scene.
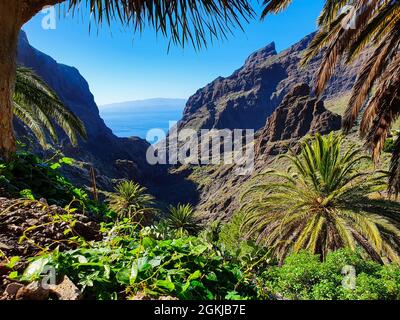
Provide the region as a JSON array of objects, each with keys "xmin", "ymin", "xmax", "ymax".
[
  {"xmin": 179, "ymin": 33, "xmax": 368, "ymax": 133},
  {"xmin": 257, "ymin": 83, "xmax": 342, "ymax": 155},
  {"xmin": 183, "ymin": 84, "xmax": 343, "ymax": 222},
  {"xmin": 16, "ymin": 31, "xmax": 163, "ymax": 189}
]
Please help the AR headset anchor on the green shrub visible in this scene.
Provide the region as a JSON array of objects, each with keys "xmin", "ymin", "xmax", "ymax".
[
  {"xmin": 263, "ymin": 249, "xmax": 400, "ymax": 300},
  {"xmin": 22, "ymin": 228, "xmax": 259, "ymax": 300},
  {"xmin": 0, "ymin": 151, "xmax": 107, "ymax": 216}
]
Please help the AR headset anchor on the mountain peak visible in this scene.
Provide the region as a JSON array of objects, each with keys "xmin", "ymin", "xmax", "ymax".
[{"xmin": 245, "ymin": 42, "xmax": 277, "ymax": 65}]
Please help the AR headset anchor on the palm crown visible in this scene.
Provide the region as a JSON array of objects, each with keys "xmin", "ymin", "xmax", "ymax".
[{"xmin": 241, "ymin": 133, "xmax": 400, "ymax": 263}]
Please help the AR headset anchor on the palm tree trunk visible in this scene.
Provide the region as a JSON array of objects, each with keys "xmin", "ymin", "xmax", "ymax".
[{"xmin": 0, "ymin": 1, "xmax": 23, "ymax": 160}]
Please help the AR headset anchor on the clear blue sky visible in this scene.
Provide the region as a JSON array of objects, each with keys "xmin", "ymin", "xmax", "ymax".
[{"xmin": 22, "ymin": 0, "xmax": 324, "ymax": 106}]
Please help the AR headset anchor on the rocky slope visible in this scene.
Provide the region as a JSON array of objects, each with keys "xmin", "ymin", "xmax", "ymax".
[
  {"xmin": 178, "ymin": 33, "xmax": 368, "ymax": 133},
  {"xmin": 185, "ymin": 85, "xmax": 342, "ymax": 222},
  {"xmin": 16, "ymin": 31, "xmax": 164, "ymax": 190},
  {"xmin": 257, "ymin": 83, "xmax": 341, "ymax": 156}
]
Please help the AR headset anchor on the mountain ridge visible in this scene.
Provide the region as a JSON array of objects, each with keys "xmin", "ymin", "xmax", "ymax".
[
  {"xmin": 178, "ymin": 32, "xmax": 369, "ymax": 133},
  {"xmin": 16, "ymin": 30, "xmax": 165, "ymax": 190}
]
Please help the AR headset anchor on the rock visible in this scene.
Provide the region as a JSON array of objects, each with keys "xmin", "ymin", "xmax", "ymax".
[
  {"xmin": 178, "ymin": 33, "xmax": 369, "ymax": 133},
  {"xmin": 16, "ymin": 281, "xmax": 49, "ymax": 300},
  {"xmin": 130, "ymin": 292, "xmax": 152, "ymax": 300},
  {"xmin": 0, "ymin": 197, "xmax": 101, "ymax": 262},
  {"xmin": 16, "ymin": 30, "xmax": 168, "ymax": 190},
  {"xmin": 159, "ymin": 296, "xmax": 179, "ymax": 300},
  {"xmin": 256, "ymin": 83, "xmax": 342, "ymax": 155},
  {"xmin": 130, "ymin": 292, "xmax": 178, "ymax": 300},
  {"xmin": 49, "ymin": 275, "xmax": 82, "ymax": 300},
  {"xmin": 4, "ymin": 283, "xmax": 24, "ymax": 297}
]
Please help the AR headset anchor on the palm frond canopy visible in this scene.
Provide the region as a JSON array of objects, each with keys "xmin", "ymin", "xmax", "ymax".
[
  {"xmin": 241, "ymin": 133, "xmax": 400, "ymax": 263},
  {"xmin": 108, "ymin": 180, "xmax": 157, "ymax": 223},
  {"xmin": 60, "ymin": 0, "xmax": 255, "ymax": 49},
  {"xmin": 166, "ymin": 204, "xmax": 201, "ymax": 235},
  {"xmin": 13, "ymin": 67, "xmax": 87, "ymax": 147},
  {"xmin": 262, "ymin": 0, "xmax": 400, "ymax": 195}
]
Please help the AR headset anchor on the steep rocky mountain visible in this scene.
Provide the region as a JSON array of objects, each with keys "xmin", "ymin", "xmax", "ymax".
[
  {"xmin": 16, "ymin": 31, "xmax": 164, "ymax": 190},
  {"xmin": 186, "ymin": 85, "xmax": 343, "ymax": 222},
  {"xmin": 178, "ymin": 33, "xmax": 369, "ymax": 133},
  {"xmin": 257, "ymin": 83, "xmax": 341, "ymax": 156}
]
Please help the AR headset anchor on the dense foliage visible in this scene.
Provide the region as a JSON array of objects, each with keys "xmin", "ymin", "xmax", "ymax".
[
  {"xmin": 2, "ymin": 140, "xmax": 400, "ymax": 301},
  {"xmin": 0, "ymin": 150, "xmax": 108, "ymax": 221},
  {"xmin": 21, "ymin": 226, "xmax": 260, "ymax": 300},
  {"xmin": 165, "ymin": 204, "xmax": 201, "ymax": 236},
  {"xmin": 263, "ymin": 249, "xmax": 400, "ymax": 300},
  {"xmin": 107, "ymin": 181, "xmax": 156, "ymax": 224},
  {"xmin": 241, "ymin": 133, "xmax": 400, "ymax": 262}
]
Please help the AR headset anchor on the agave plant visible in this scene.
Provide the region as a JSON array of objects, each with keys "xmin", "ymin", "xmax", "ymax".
[
  {"xmin": 166, "ymin": 204, "xmax": 201, "ymax": 236},
  {"xmin": 107, "ymin": 181, "xmax": 156, "ymax": 224},
  {"xmin": 13, "ymin": 67, "xmax": 86, "ymax": 147},
  {"xmin": 241, "ymin": 133, "xmax": 400, "ymax": 263},
  {"xmin": 262, "ymin": 0, "xmax": 400, "ymax": 194}
]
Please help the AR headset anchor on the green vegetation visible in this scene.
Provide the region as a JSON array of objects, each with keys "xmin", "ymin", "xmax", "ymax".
[
  {"xmin": 107, "ymin": 181, "xmax": 156, "ymax": 224},
  {"xmin": 0, "ymin": 150, "xmax": 89, "ymax": 207},
  {"xmin": 21, "ymin": 231, "xmax": 258, "ymax": 300},
  {"xmin": 241, "ymin": 134, "xmax": 400, "ymax": 263},
  {"xmin": 165, "ymin": 204, "xmax": 201, "ymax": 236},
  {"xmin": 3, "ymin": 133, "xmax": 400, "ymax": 301},
  {"xmin": 263, "ymin": 249, "xmax": 400, "ymax": 300},
  {"xmin": 13, "ymin": 68, "xmax": 86, "ymax": 147}
]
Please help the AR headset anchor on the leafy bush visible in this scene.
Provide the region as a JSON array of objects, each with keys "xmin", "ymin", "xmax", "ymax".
[
  {"xmin": 263, "ymin": 249, "xmax": 400, "ymax": 300},
  {"xmin": 0, "ymin": 150, "xmax": 108, "ymax": 218},
  {"xmin": 22, "ymin": 227, "xmax": 259, "ymax": 300}
]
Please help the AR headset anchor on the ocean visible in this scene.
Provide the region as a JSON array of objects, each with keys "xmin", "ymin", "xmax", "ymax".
[{"xmin": 99, "ymin": 99, "xmax": 186, "ymax": 142}]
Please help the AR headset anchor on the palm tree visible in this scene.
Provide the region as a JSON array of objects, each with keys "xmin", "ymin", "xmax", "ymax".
[
  {"xmin": 241, "ymin": 133, "xmax": 400, "ymax": 263},
  {"xmin": 0, "ymin": 0, "xmax": 255, "ymax": 160},
  {"xmin": 13, "ymin": 67, "xmax": 86, "ymax": 147},
  {"xmin": 107, "ymin": 181, "xmax": 156, "ymax": 224},
  {"xmin": 262, "ymin": 0, "xmax": 400, "ymax": 194},
  {"xmin": 165, "ymin": 204, "xmax": 201, "ymax": 236}
]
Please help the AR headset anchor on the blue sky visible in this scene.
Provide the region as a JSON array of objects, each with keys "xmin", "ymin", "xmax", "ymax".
[{"xmin": 22, "ymin": 0, "xmax": 324, "ymax": 106}]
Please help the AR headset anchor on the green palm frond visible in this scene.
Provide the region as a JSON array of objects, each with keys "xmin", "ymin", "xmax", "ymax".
[
  {"xmin": 107, "ymin": 180, "xmax": 157, "ymax": 224},
  {"xmin": 165, "ymin": 204, "xmax": 201, "ymax": 236},
  {"xmin": 13, "ymin": 67, "xmax": 87, "ymax": 147},
  {"xmin": 63, "ymin": 0, "xmax": 255, "ymax": 50},
  {"xmin": 242, "ymin": 133, "xmax": 400, "ymax": 263},
  {"xmin": 262, "ymin": 0, "xmax": 400, "ymax": 193}
]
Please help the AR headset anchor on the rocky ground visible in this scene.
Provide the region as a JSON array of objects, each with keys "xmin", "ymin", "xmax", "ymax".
[{"xmin": 0, "ymin": 197, "xmax": 102, "ymax": 300}]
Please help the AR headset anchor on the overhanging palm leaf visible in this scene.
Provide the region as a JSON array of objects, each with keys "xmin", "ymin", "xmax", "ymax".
[
  {"xmin": 61, "ymin": 0, "xmax": 255, "ymax": 49},
  {"xmin": 13, "ymin": 67, "xmax": 87, "ymax": 147},
  {"xmin": 241, "ymin": 133, "xmax": 400, "ymax": 263}
]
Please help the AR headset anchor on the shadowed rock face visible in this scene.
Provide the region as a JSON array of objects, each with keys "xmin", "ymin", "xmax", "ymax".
[
  {"xmin": 16, "ymin": 31, "xmax": 164, "ymax": 188},
  {"xmin": 179, "ymin": 33, "xmax": 368, "ymax": 133},
  {"xmin": 257, "ymin": 83, "xmax": 342, "ymax": 155}
]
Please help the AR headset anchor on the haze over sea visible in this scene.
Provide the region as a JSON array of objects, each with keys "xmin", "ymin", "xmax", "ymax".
[{"xmin": 99, "ymin": 98, "xmax": 186, "ymax": 142}]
